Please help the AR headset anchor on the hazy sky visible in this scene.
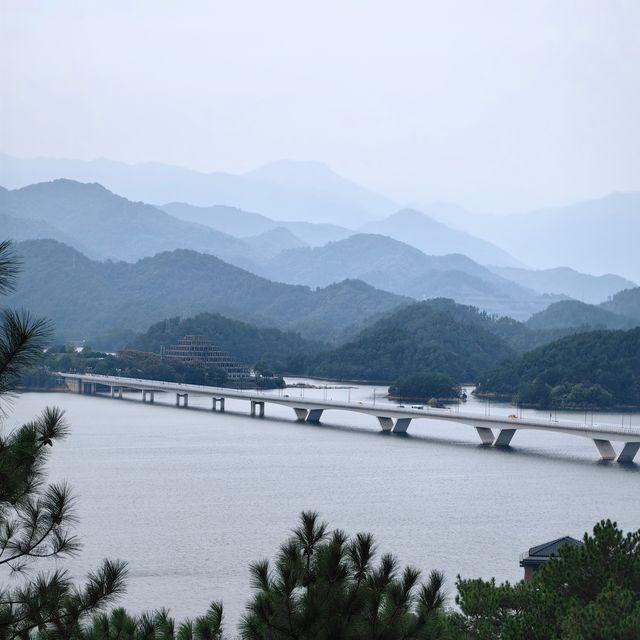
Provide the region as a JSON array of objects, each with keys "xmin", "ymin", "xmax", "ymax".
[{"xmin": 1, "ymin": 1, "xmax": 639, "ymax": 212}]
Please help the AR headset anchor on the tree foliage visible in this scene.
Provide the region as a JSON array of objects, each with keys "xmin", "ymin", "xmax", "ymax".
[
  {"xmin": 4, "ymin": 240, "xmax": 405, "ymax": 345},
  {"xmin": 309, "ymin": 301, "xmax": 515, "ymax": 382},
  {"xmin": 128, "ymin": 313, "xmax": 324, "ymax": 374},
  {"xmin": 389, "ymin": 373, "xmax": 461, "ymax": 402},
  {"xmin": 0, "ymin": 240, "xmax": 127, "ymax": 638},
  {"xmin": 476, "ymin": 328, "xmax": 640, "ymax": 408},
  {"xmin": 240, "ymin": 511, "xmax": 448, "ymax": 639},
  {"xmin": 450, "ymin": 519, "xmax": 640, "ymax": 639}
]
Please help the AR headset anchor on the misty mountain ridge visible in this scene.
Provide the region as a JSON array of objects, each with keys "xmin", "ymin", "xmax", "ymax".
[
  {"xmin": 6, "ymin": 239, "xmax": 409, "ymax": 345},
  {"xmin": 601, "ymin": 287, "xmax": 640, "ymax": 321},
  {"xmin": 2, "ymin": 177, "xmax": 635, "ymax": 320},
  {"xmin": 360, "ymin": 208, "xmax": 523, "ymax": 268},
  {"xmin": 0, "ymin": 153, "xmax": 395, "ymax": 227},
  {"xmin": 526, "ymin": 299, "xmax": 637, "ymax": 332},
  {"xmin": 426, "ymin": 191, "xmax": 640, "ymax": 283},
  {"xmin": 161, "ymin": 201, "xmax": 352, "ymax": 246},
  {"xmin": 264, "ymin": 233, "xmax": 562, "ymax": 320},
  {"xmin": 489, "ymin": 265, "xmax": 636, "ymax": 305},
  {"xmin": 0, "ymin": 179, "xmax": 262, "ymax": 267},
  {"xmin": 4, "ymin": 152, "xmax": 637, "ymax": 282}
]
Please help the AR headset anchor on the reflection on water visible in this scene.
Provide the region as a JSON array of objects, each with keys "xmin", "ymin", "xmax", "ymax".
[{"xmin": 3, "ymin": 381, "xmax": 639, "ymax": 630}]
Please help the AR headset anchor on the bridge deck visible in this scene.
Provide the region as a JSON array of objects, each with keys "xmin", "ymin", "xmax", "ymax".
[{"xmin": 59, "ymin": 373, "xmax": 640, "ymax": 461}]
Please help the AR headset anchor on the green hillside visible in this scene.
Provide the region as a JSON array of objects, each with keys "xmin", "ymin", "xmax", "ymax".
[
  {"xmin": 601, "ymin": 287, "xmax": 640, "ymax": 321},
  {"xmin": 476, "ymin": 328, "xmax": 640, "ymax": 408},
  {"xmin": 129, "ymin": 313, "xmax": 325, "ymax": 372},
  {"xmin": 526, "ymin": 299, "xmax": 634, "ymax": 331},
  {"xmin": 5, "ymin": 240, "xmax": 407, "ymax": 345},
  {"xmin": 308, "ymin": 300, "xmax": 516, "ymax": 382}
]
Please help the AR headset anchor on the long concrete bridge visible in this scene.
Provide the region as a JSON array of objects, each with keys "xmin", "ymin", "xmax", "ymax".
[{"xmin": 60, "ymin": 373, "xmax": 640, "ymax": 463}]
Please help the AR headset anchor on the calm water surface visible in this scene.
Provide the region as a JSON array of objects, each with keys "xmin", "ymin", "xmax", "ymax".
[{"xmin": 3, "ymin": 381, "xmax": 639, "ymax": 630}]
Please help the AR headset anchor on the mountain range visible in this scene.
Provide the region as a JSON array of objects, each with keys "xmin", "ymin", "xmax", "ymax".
[
  {"xmin": 161, "ymin": 201, "xmax": 351, "ymax": 246},
  {"xmin": 4, "ymin": 153, "xmax": 638, "ymax": 282},
  {"xmin": 263, "ymin": 233, "xmax": 560, "ymax": 319},
  {"xmin": 5, "ymin": 239, "xmax": 408, "ymax": 344},
  {"xmin": 488, "ymin": 266, "xmax": 635, "ymax": 305},
  {"xmin": 427, "ymin": 193, "xmax": 640, "ymax": 283},
  {"xmin": 360, "ymin": 208, "xmax": 522, "ymax": 267},
  {"xmin": 1, "ymin": 173, "xmax": 636, "ymax": 321},
  {"xmin": 0, "ymin": 180, "xmax": 257, "ymax": 268},
  {"xmin": 0, "ymin": 154, "xmax": 394, "ymax": 227}
]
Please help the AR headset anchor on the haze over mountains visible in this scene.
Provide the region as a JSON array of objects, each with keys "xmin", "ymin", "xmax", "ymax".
[
  {"xmin": 1, "ymin": 154, "xmax": 638, "ymax": 331},
  {"xmin": 427, "ymin": 193, "xmax": 640, "ymax": 283},
  {"xmin": 0, "ymin": 154, "xmax": 394, "ymax": 227},
  {"xmin": 0, "ymin": 177, "xmax": 615, "ymax": 321},
  {"xmin": 263, "ymin": 234, "xmax": 558, "ymax": 319},
  {"xmin": 6, "ymin": 239, "xmax": 408, "ymax": 344},
  {"xmin": 1, "ymin": 153, "xmax": 638, "ymax": 283},
  {"xmin": 361, "ymin": 209, "xmax": 522, "ymax": 267},
  {"xmin": 0, "ymin": 180, "xmax": 256, "ymax": 267}
]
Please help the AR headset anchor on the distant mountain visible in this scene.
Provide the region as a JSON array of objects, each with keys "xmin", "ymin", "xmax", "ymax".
[
  {"xmin": 266, "ymin": 234, "xmax": 561, "ymax": 319},
  {"xmin": 308, "ymin": 300, "xmax": 516, "ymax": 382},
  {"xmin": 161, "ymin": 201, "xmax": 352, "ymax": 246},
  {"xmin": 360, "ymin": 208, "xmax": 523, "ymax": 267},
  {"xmin": 601, "ymin": 287, "xmax": 640, "ymax": 321},
  {"xmin": 245, "ymin": 160, "xmax": 396, "ymax": 224},
  {"xmin": 0, "ymin": 154, "xmax": 396, "ymax": 226},
  {"xmin": 6, "ymin": 240, "xmax": 408, "ymax": 345},
  {"xmin": 161, "ymin": 202, "xmax": 276, "ymax": 236},
  {"xmin": 526, "ymin": 300, "xmax": 635, "ymax": 332},
  {"xmin": 0, "ymin": 179, "xmax": 257, "ymax": 266},
  {"xmin": 0, "ymin": 208, "xmax": 96, "ymax": 256},
  {"xmin": 489, "ymin": 266, "xmax": 636, "ymax": 304},
  {"xmin": 433, "ymin": 192, "xmax": 640, "ymax": 282},
  {"xmin": 243, "ymin": 227, "xmax": 307, "ymax": 259}
]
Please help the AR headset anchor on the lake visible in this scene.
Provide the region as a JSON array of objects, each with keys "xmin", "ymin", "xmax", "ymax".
[{"xmin": 3, "ymin": 381, "xmax": 639, "ymax": 631}]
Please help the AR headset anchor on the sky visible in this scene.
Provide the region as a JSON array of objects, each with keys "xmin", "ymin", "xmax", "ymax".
[{"xmin": 1, "ymin": 0, "xmax": 639, "ymax": 213}]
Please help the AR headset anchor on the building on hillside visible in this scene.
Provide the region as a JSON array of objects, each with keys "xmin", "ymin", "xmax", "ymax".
[
  {"xmin": 519, "ymin": 536, "xmax": 583, "ymax": 581},
  {"xmin": 160, "ymin": 335, "xmax": 250, "ymax": 380}
]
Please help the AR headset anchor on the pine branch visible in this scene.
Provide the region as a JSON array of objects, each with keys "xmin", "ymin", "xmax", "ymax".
[
  {"xmin": 0, "ymin": 309, "xmax": 52, "ymax": 401},
  {"xmin": 0, "ymin": 240, "xmax": 21, "ymax": 296}
]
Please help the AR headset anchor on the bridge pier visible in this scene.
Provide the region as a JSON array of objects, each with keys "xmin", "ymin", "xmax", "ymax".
[
  {"xmin": 294, "ymin": 408, "xmax": 309, "ymax": 421},
  {"xmin": 176, "ymin": 393, "xmax": 188, "ymax": 407},
  {"xmin": 376, "ymin": 417, "xmax": 412, "ymax": 433},
  {"xmin": 306, "ymin": 409, "xmax": 323, "ymax": 423},
  {"xmin": 393, "ymin": 418, "xmax": 412, "ymax": 433},
  {"xmin": 212, "ymin": 397, "xmax": 225, "ymax": 412},
  {"xmin": 251, "ymin": 400, "xmax": 265, "ymax": 417},
  {"xmin": 617, "ymin": 442, "xmax": 640, "ymax": 463},
  {"xmin": 494, "ymin": 428, "xmax": 517, "ymax": 447},
  {"xmin": 142, "ymin": 390, "xmax": 155, "ymax": 403},
  {"xmin": 475, "ymin": 426, "xmax": 495, "ymax": 445},
  {"xmin": 593, "ymin": 439, "xmax": 616, "ymax": 461}
]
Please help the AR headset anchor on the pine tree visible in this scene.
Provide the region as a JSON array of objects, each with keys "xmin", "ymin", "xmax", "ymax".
[{"xmin": 0, "ymin": 239, "xmax": 128, "ymax": 638}]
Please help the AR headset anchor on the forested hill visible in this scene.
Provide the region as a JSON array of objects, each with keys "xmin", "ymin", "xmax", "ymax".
[
  {"xmin": 0, "ymin": 179, "xmax": 257, "ymax": 265},
  {"xmin": 601, "ymin": 287, "xmax": 640, "ymax": 321},
  {"xmin": 307, "ymin": 301, "xmax": 516, "ymax": 382},
  {"xmin": 128, "ymin": 313, "xmax": 325, "ymax": 371},
  {"xmin": 526, "ymin": 299, "xmax": 635, "ymax": 331},
  {"xmin": 476, "ymin": 328, "xmax": 640, "ymax": 409},
  {"xmin": 6, "ymin": 240, "xmax": 408, "ymax": 345}
]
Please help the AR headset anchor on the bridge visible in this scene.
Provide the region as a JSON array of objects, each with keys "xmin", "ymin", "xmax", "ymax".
[{"xmin": 60, "ymin": 373, "xmax": 640, "ymax": 463}]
